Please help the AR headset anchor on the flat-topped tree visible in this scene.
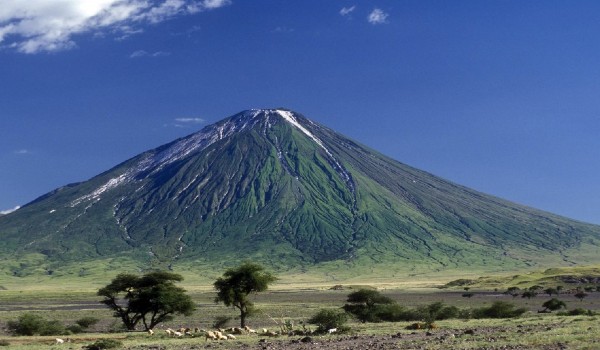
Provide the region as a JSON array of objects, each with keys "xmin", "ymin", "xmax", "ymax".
[
  {"xmin": 542, "ymin": 298, "xmax": 567, "ymax": 312},
  {"xmin": 98, "ymin": 271, "xmax": 195, "ymax": 331},
  {"xmin": 213, "ymin": 262, "xmax": 277, "ymax": 328}
]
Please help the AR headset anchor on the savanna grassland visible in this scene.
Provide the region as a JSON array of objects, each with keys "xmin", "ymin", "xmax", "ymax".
[{"xmin": 1, "ymin": 266, "xmax": 600, "ymax": 349}]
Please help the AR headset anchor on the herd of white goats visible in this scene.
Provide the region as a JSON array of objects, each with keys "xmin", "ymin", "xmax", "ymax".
[{"xmin": 54, "ymin": 325, "xmax": 338, "ymax": 344}]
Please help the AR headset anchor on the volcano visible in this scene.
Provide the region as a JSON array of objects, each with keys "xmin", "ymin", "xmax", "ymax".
[{"xmin": 1, "ymin": 109, "xmax": 599, "ymax": 276}]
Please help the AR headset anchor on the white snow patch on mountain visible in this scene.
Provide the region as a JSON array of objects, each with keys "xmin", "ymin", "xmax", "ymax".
[
  {"xmin": 71, "ymin": 108, "xmax": 354, "ymax": 206},
  {"xmin": 71, "ymin": 174, "xmax": 128, "ymax": 206},
  {"xmin": 276, "ymin": 109, "xmax": 353, "ymax": 188},
  {"xmin": 0, "ymin": 206, "xmax": 20, "ymax": 215}
]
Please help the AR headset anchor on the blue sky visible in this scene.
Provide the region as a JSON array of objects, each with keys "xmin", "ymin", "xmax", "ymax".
[{"xmin": 1, "ymin": 1, "xmax": 599, "ymax": 224}]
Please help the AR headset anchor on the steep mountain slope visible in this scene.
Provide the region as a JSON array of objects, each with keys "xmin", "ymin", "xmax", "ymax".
[{"xmin": 1, "ymin": 109, "xmax": 599, "ymax": 276}]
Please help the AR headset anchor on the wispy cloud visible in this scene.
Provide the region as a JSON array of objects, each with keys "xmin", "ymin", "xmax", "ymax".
[
  {"xmin": 340, "ymin": 6, "xmax": 356, "ymax": 17},
  {"xmin": 168, "ymin": 117, "xmax": 206, "ymax": 128},
  {"xmin": 273, "ymin": 26, "xmax": 294, "ymax": 33},
  {"xmin": 129, "ymin": 50, "xmax": 171, "ymax": 58},
  {"xmin": 367, "ymin": 8, "xmax": 389, "ymax": 25},
  {"xmin": 0, "ymin": 0, "xmax": 232, "ymax": 54},
  {"xmin": 175, "ymin": 117, "xmax": 205, "ymax": 123},
  {"xmin": 0, "ymin": 206, "xmax": 20, "ymax": 215},
  {"xmin": 199, "ymin": 0, "xmax": 232, "ymax": 10},
  {"xmin": 13, "ymin": 149, "xmax": 32, "ymax": 155}
]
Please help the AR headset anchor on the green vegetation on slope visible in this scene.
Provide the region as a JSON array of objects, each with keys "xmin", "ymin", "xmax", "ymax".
[{"xmin": 1, "ymin": 109, "xmax": 600, "ymax": 279}]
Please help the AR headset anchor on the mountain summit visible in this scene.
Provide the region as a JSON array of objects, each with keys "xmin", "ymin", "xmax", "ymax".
[{"xmin": 1, "ymin": 109, "xmax": 600, "ymax": 277}]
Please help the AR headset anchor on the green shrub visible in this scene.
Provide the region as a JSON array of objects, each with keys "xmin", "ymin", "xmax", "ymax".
[
  {"xmin": 7, "ymin": 314, "xmax": 45, "ymax": 336},
  {"xmin": 83, "ymin": 339, "xmax": 123, "ymax": 350},
  {"xmin": 66, "ymin": 324, "xmax": 85, "ymax": 334},
  {"xmin": 107, "ymin": 321, "xmax": 127, "ymax": 333},
  {"xmin": 374, "ymin": 304, "xmax": 408, "ymax": 322},
  {"xmin": 417, "ymin": 302, "xmax": 460, "ymax": 322},
  {"xmin": 557, "ymin": 308, "xmax": 596, "ymax": 316},
  {"xmin": 472, "ymin": 301, "xmax": 527, "ymax": 319},
  {"xmin": 76, "ymin": 317, "xmax": 100, "ymax": 329},
  {"xmin": 458, "ymin": 308, "xmax": 474, "ymax": 319},
  {"xmin": 0, "ymin": 340, "xmax": 10, "ymax": 346},
  {"xmin": 308, "ymin": 309, "xmax": 349, "ymax": 333},
  {"xmin": 541, "ymin": 298, "xmax": 566, "ymax": 312},
  {"xmin": 39, "ymin": 322, "xmax": 67, "ymax": 336},
  {"xmin": 7, "ymin": 313, "xmax": 66, "ymax": 336}
]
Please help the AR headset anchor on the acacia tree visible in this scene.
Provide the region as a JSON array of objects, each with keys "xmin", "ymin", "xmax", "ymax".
[
  {"xmin": 542, "ymin": 298, "xmax": 566, "ymax": 312},
  {"xmin": 342, "ymin": 289, "xmax": 395, "ymax": 322},
  {"xmin": 213, "ymin": 262, "xmax": 277, "ymax": 328},
  {"xmin": 98, "ymin": 271, "xmax": 195, "ymax": 331},
  {"xmin": 574, "ymin": 291, "xmax": 588, "ymax": 302}
]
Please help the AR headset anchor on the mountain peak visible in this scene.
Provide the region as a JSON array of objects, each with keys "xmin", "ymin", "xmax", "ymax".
[{"xmin": 1, "ymin": 109, "xmax": 600, "ymax": 278}]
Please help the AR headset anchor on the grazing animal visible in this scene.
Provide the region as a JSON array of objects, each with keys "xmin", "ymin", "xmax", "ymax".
[
  {"xmin": 173, "ymin": 331, "xmax": 183, "ymax": 337},
  {"xmin": 147, "ymin": 329, "xmax": 154, "ymax": 335},
  {"xmin": 55, "ymin": 338, "xmax": 64, "ymax": 344},
  {"xmin": 226, "ymin": 334, "xmax": 236, "ymax": 340},
  {"xmin": 165, "ymin": 328, "xmax": 174, "ymax": 336},
  {"xmin": 327, "ymin": 328, "xmax": 337, "ymax": 334},
  {"xmin": 205, "ymin": 331, "xmax": 217, "ymax": 341}
]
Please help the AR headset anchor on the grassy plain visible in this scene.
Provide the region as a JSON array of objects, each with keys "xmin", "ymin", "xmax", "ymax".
[{"xmin": 1, "ymin": 266, "xmax": 600, "ymax": 349}]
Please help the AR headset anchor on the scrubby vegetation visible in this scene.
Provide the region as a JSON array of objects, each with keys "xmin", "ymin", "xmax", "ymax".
[
  {"xmin": 471, "ymin": 301, "xmax": 528, "ymax": 319},
  {"xmin": 308, "ymin": 309, "xmax": 349, "ymax": 334},
  {"xmin": 7, "ymin": 313, "xmax": 66, "ymax": 336},
  {"xmin": 82, "ymin": 339, "xmax": 122, "ymax": 350},
  {"xmin": 2, "ymin": 266, "xmax": 600, "ymax": 350}
]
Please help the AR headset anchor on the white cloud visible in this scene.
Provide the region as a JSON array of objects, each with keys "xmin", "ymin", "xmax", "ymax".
[
  {"xmin": 175, "ymin": 117, "xmax": 205, "ymax": 123},
  {"xmin": 367, "ymin": 8, "xmax": 388, "ymax": 25},
  {"xmin": 340, "ymin": 6, "xmax": 356, "ymax": 17},
  {"xmin": 129, "ymin": 50, "xmax": 171, "ymax": 58},
  {"xmin": 170, "ymin": 117, "xmax": 206, "ymax": 128},
  {"xmin": 14, "ymin": 149, "xmax": 31, "ymax": 155},
  {"xmin": 273, "ymin": 26, "xmax": 294, "ymax": 33},
  {"xmin": 0, "ymin": 206, "xmax": 20, "ymax": 215},
  {"xmin": 0, "ymin": 0, "xmax": 232, "ymax": 54},
  {"xmin": 200, "ymin": 0, "xmax": 232, "ymax": 10}
]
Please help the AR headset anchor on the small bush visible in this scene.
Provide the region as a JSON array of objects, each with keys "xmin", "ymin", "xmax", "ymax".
[
  {"xmin": 107, "ymin": 321, "xmax": 127, "ymax": 333},
  {"xmin": 417, "ymin": 302, "xmax": 460, "ymax": 322},
  {"xmin": 7, "ymin": 313, "xmax": 66, "ymax": 336},
  {"xmin": 38, "ymin": 321, "xmax": 67, "ymax": 336},
  {"xmin": 472, "ymin": 301, "xmax": 527, "ymax": 319},
  {"xmin": 308, "ymin": 309, "xmax": 349, "ymax": 333},
  {"xmin": 83, "ymin": 339, "xmax": 123, "ymax": 350},
  {"xmin": 66, "ymin": 324, "xmax": 85, "ymax": 334},
  {"xmin": 374, "ymin": 304, "xmax": 408, "ymax": 322},
  {"xmin": 76, "ymin": 317, "xmax": 100, "ymax": 329},
  {"xmin": 0, "ymin": 340, "xmax": 10, "ymax": 346},
  {"xmin": 557, "ymin": 308, "xmax": 596, "ymax": 316},
  {"xmin": 542, "ymin": 298, "xmax": 566, "ymax": 312}
]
